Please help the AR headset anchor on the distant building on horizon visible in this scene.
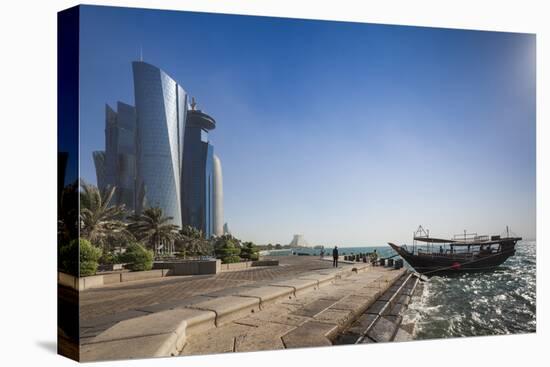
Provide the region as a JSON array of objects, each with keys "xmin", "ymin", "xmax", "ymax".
[
  {"xmin": 223, "ymin": 222, "xmax": 231, "ymax": 236},
  {"xmin": 94, "ymin": 61, "xmax": 224, "ymax": 237},
  {"xmin": 288, "ymin": 234, "xmax": 309, "ymax": 247}
]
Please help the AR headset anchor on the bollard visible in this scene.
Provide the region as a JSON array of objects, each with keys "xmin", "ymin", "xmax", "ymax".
[{"xmin": 387, "ymin": 258, "xmax": 394, "ymax": 267}]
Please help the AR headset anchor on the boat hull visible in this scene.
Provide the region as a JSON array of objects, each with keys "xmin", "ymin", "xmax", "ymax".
[{"xmin": 388, "ymin": 241, "xmax": 517, "ymax": 274}]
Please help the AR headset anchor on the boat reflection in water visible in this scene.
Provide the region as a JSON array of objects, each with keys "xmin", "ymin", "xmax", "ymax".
[{"xmin": 389, "ymin": 225, "xmax": 522, "ymax": 275}]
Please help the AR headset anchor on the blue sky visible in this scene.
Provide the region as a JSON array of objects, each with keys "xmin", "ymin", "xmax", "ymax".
[{"xmin": 79, "ymin": 5, "xmax": 536, "ymax": 246}]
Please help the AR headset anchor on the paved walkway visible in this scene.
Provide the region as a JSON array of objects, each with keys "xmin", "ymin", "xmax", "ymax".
[
  {"xmin": 79, "ymin": 257, "xmax": 353, "ymax": 340},
  {"xmin": 180, "ymin": 266, "xmax": 405, "ymax": 355},
  {"xmin": 79, "ymin": 258, "xmax": 406, "ymax": 361}
]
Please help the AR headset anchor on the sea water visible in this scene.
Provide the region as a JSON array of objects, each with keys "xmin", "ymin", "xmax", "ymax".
[{"xmin": 406, "ymin": 240, "xmax": 536, "ymax": 338}]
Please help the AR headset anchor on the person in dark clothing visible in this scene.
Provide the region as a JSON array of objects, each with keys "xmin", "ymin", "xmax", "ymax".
[{"xmin": 332, "ymin": 246, "xmax": 339, "ymax": 267}]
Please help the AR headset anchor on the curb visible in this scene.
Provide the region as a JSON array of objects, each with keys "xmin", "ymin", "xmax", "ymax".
[{"xmin": 80, "ymin": 263, "xmax": 373, "ymax": 361}]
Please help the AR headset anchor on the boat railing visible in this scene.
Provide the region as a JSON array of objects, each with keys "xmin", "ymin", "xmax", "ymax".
[
  {"xmin": 417, "ymin": 248, "xmax": 477, "ymax": 258},
  {"xmin": 452, "ymin": 232, "xmax": 490, "ymax": 242}
]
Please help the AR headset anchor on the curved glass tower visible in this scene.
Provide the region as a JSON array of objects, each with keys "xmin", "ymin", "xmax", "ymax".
[
  {"xmin": 181, "ymin": 108, "xmax": 216, "ymax": 236},
  {"xmin": 212, "ymin": 153, "xmax": 224, "ymax": 236},
  {"xmin": 132, "ymin": 61, "xmax": 187, "ymax": 226}
]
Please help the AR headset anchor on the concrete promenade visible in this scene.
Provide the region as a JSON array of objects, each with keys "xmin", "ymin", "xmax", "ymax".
[
  {"xmin": 79, "ymin": 257, "xmax": 349, "ymax": 339},
  {"xmin": 79, "ymin": 256, "xmax": 406, "ymax": 361},
  {"xmin": 181, "ymin": 266, "xmax": 405, "ymax": 355}
]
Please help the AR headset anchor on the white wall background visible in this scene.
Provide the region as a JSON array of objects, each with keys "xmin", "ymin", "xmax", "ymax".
[{"xmin": 0, "ymin": 1, "xmax": 547, "ymax": 366}]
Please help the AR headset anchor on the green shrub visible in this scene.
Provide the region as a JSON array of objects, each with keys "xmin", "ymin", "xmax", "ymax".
[
  {"xmin": 59, "ymin": 238, "xmax": 102, "ymax": 277},
  {"xmin": 213, "ymin": 234, "xmax": 242, "ymax": 264},
  {"xmin": 121, "ymin": 243, "xmax": 153, "ymax": 271},
  {"xmin": 222, "ymin": 255, "xmax": 241, "ymax": 264},
  {"xmin": 99, "ymin": 252, "xmax": 111, "ymax": 265},
  {"xmin": 240, "ymin": 241, "xmax": 259, "ymax": 261},
  {"xmin": 99, "ymin": 251, "xmax": 121, "ymax": 265},
  {"xmin": 215, "ymin": 243, "xmax": 241, "ymax": 264}
]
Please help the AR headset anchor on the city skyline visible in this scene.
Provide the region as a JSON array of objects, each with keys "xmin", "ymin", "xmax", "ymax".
[
  {"xmin": 93, "ymin": 61, "xmax": 224, "ymax": 237},
  {"xmin": 79, "ymin": 6, "xmax": 536, "ymax": 246}
]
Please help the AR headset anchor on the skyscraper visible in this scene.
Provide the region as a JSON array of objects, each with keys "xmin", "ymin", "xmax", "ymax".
[
  {"xmin": 132, "ymin": 61, "xmax": 187, "ymax": 227},
  {"xmin": 212, "ymin": 153, "xmax": 224, "ymax": 236},
  {"xmin": 94, "ymin": 61, "xmax": 224, "ymax": 237},
  {"xmin": 181, "ymin": 105, "xmax": 219, "ymax": 237},
  {"xmin": 93, "ymin": 102, "xmax": 137, "ymax": 211}
]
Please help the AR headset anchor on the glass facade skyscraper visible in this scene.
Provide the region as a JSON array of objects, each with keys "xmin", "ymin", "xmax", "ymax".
[
  {"xmin": 182, "ymin": 109, "xmax": 216, "ymax": 237},
  {"xmin": 132, "ymin": 61, "xmax": 187, "ymax": 227},
  {"xmin": 93, "ymin": 102, "xmax": 137, "ymax": 211},
  {"xmin": 94, "ymin": 61, "xmax": 223, "ymax": 236}
]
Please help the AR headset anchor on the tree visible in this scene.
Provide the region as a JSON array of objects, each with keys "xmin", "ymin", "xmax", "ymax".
[
  {"xmin": 128, "ymin": 207, "xmax": 180, "ymax": 255},
  {"xmin": 275, "ymin": 243, "xmax": 282, "ymax": 250},
  {"xmin": 79, "ymin": 181, "xmax": 130, "ymax": 249},
  {"xmin": 212, "ymin": 234, "xmax": 241, "ymax": 263},
  {"xmin": 241, "ymin": 241, "xmax": 259, "ymax": 261},
  {"xmin": 176, "ymin": 225, "xmax": 212, "ymax": 258}
]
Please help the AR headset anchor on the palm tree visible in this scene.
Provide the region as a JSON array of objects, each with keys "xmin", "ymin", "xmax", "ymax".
[
  {"xmin": 79, "ymin": 181, "xmax": 130, "ymax": 249},
  {"xmin": 176, "ymin": 225, "xmax": 211, "ymax": 258},
  {"xmin": 128, "ymin": 207, "xmax": 180, "ymax": 255}
]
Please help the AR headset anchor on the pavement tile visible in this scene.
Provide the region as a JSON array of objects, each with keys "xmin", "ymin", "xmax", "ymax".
[
  {"xmin": 329, "ymin": 295, "xmax": 374, "ymax": 315},
  {"xmin": 234, "ymin": 322, "xmax": 295, "ymax": 352},
  {"xmin": 238, "ymin": 308, "xmax": 310, "ymax": 327},
  {"xmin": 292, "ymin": 299, "xmax": 338, "ymax": 317},
  {"xmin": 281, "ymin": 321, "xmax": 337, "ymax": 348},
  {"xmin": 314, "ymin": 308, "xmax": 354, "ymax": 327},
  {"xmin": 181, "ymin": 323, "xmax": 254, "ymax": 355}
]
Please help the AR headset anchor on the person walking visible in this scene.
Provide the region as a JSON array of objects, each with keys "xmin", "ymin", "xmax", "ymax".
[{"xmin": 332, "ymin": 246, "xmax": 339, "ymax": 268}]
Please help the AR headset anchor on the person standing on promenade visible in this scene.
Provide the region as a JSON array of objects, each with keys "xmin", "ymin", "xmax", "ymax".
[{"xmin": 332, "ymin": 246, "xmax": 339, "ymax": 267}]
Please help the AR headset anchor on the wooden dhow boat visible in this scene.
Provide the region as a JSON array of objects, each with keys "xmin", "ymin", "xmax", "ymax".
[{"xmin": 388, "ymin": 225, "xmax": 521, "ymax": 275}]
